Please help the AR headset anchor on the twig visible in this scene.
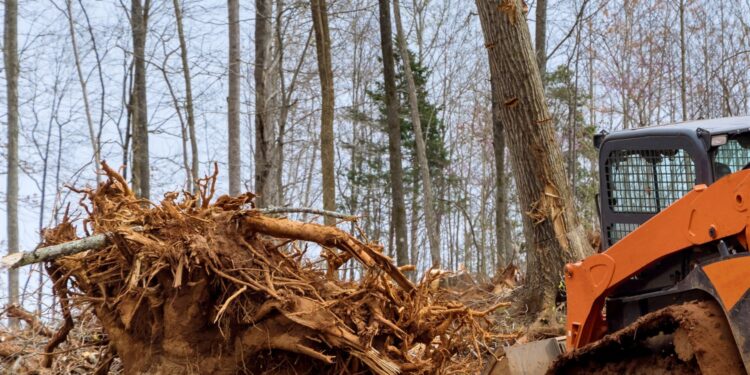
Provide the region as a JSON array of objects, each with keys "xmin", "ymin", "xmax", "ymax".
[
  {"xmin": 6, "ymin": 304, "xmax": 54, "ymax": 337},
  {"xmin": 259, "ymin": 207, "xmax": 359, "ymax": 221},
  {"xmin": 213, "ymin": 285, "xmax": 247, "ymax": 324}
]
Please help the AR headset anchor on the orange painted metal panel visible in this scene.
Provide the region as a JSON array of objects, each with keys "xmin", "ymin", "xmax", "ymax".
[{"xmin": 704, "ymin": 257, "xmax": 750, "ymax": 310}]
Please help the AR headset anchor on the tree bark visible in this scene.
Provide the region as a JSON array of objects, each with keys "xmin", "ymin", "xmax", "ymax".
[
  {"xmin": 377, "ymin": 0, "xmax": 409, "ymax": 267},
  {"xmin": 173, "ymin": 0, "xmax": 200, "ymax": 193},
  {"xmin": 490, "ymin": 77, "xmax": 510, "ymax": 268},
  {"xmin": 254, "ymin": 0, "xmax": 279, "ymax": 208},
  {"xmin": 4, "ymin": 0, "xmax": 19, "ymax": 326},
  {"xmin": 475, "ymin": 0, "xmax": 593, "ymax": 315},
  {"xmin": 392, "ymin": 0, "xmax": 441, "ymax": 268},
  {"xmin": 311, "ymin": 0, "xmax": 336, "ymax": 226},
  {"xmin": 535, "ymin": 0, "xmax": 547, "ymax": 77},
  {"xmin": 2, "ymin": 233, "xmax": 111, "ymax": 270},
  {"xmin": 130, "ymin": 0, "xmax": 150, "ymax": 199},
  {"xmin": 228, "ymin": 0, "xmax": 241, "ymax": 195}
]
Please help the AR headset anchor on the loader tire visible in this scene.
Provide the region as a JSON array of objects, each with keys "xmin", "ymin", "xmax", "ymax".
[{"xmin": 548, "ymin": 300, "xmax": 745, "ymax": 375}]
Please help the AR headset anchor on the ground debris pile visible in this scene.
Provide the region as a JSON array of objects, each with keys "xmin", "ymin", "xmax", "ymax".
[
  {"xmin": 37, "ymin": 165, "xmax": 508, "ymax": 374},
  {"xmin": 0, "ymin": 306, "xmax": 121, "ymax": 374}
]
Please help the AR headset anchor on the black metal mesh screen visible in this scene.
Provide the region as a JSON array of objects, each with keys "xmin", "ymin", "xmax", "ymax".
[
  {"xmin": 715, "ymin": 139, "xmax": 750, "ymax": 176},
  {"xmin": 606, "ymin": 149, "xmax": 696, "ymax": 213},
  {"xmin": 607, "ymin": 223, "xmax": 640, "ymax": 246}
]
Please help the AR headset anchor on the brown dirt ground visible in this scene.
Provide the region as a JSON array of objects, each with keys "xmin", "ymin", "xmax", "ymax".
[{"xmin": 549, "ymin": 300, "xmax": 745, "ymax": 375}]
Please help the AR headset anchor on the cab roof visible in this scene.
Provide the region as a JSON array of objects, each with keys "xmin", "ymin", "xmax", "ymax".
[{"xmin": 603, "ymin": 116, "xmax": 750, "ymax": 142}]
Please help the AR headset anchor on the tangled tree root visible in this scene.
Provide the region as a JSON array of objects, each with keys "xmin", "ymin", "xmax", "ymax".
[{"xmin": 39, "ymin": 164, "xmax": 508, "ymax": 374}]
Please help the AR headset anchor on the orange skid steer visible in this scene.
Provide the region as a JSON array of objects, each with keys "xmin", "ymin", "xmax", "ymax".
[{"xmin": 506, "ymin": 117, "xmax": 750, "ymax": 374}]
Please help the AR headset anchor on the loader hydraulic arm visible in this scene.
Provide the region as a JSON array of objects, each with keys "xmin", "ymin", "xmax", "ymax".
[{"xmin": 565, "ymin": 169, "xmax": 750, "ymax": 350}]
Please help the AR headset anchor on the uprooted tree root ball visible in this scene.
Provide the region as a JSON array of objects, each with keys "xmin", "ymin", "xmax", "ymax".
[{"xmin": 38, "ymin": 164, "xmax": 509, "ymax": 374}]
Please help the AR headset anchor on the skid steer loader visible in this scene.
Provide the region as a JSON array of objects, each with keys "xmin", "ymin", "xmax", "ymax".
[{"xmin": 503, "ymin": 116, "xmax": 750, "ymax": 374}]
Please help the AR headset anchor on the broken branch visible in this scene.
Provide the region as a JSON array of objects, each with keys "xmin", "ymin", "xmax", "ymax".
[
  {"xmin": 259, "ymin": 207, "xmax": 359, "ymax": 221},
  {"xmin": 0, "ymin": 226, "xmax": 143, "ymax": 270}
]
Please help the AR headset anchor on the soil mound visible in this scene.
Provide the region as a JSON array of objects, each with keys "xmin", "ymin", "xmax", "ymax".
[{"xmin": 549, "ymin": 300, "xmax": 744, "ymax": 375}]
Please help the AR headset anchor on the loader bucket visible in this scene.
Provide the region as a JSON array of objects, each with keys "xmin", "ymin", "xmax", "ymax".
[{"xmin": 484, "ymin": 337, "xmax": 565, "ymax": 375}]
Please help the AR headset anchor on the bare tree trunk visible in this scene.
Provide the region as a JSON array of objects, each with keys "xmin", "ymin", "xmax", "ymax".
[
  {"xmin": 228, "ymin": 0, "xmax": 241, "ymax": 194},
  {"xmin": 78, "ymin": 0, "xmax": 107, "ymax": 176},
  {"xmin": 35, "ymin": 76, "xmax": 62, "ymax": 314},
  {"xmin": 679, "ymin": 0, "xmax": 688, "ymax": 121},
  {"xmin": 479, "ymin": 151, "xmax": 488, "ymax": 277},
  {"xmin": 569, "ymin": 27, "xmax": 582, "ymax": 197},
  {"xmin": 535, "ymin": 0, "xmax": 547, "ymax": 76},
  {"xmin": 130, "ymin": 0, "xmax": 150, "ymax": 199},
  {"xmin": 160, "ymin": 63, "xmax": 193, "ymax": 192},
  {"xmin": 311, "ymin": 0, "xmax": 336, "ymax": 225},
  {"xmin": 490, "ymin": 77, "xmax": 509, "ymax": 268},
  {"xmin": 66, "ymin": 0, "xmax": 101, "ymax": 178},
  {"xmin": 4, "ymin": 0, "xmax": 19, "ymax": 327},
  {"xmin": 475, "ymin": 0, "xmax": 593, "ymax": 315},
  {"xmin": 173, "ymin": 0, "xmax": 200, "ymax": 193},
  {"xmin": 392, "ymin": 0, "xmax": 441, "ymax": 268},
  {"xmin": 588, "ymin": 18, "xmax": 595, "ymax": 145},
  {"xmin": 274, "ymin": 0, "xmax": 285, "ymax": 206},
  {"xmin": 410, "ymin": 185, "xmax": 419, "ymax": 271},
  {"xmin": 274, "ymin": 0, "xmax": 305, "ymax": 208},
  {"xmin": 622, "ymin": 0, "xmax": 632, "ymax": 129},
  {"xmin": 254, "ymin": 0, "xmax": 277, "ymax": 208},
  {"xmin": 377, "ymin": 0, "xmax": 409, "ymax": 267}
]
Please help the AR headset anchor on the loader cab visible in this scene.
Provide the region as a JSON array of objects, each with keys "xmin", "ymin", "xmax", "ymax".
[{"xmin": 597, "ymin": 117, "xmax": 750, "ymax": 250}]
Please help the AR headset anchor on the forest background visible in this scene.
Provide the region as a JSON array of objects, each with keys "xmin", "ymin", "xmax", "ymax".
[{"xmin": 1, "ymin": 0, "xmax": 748, "ymax": 315}]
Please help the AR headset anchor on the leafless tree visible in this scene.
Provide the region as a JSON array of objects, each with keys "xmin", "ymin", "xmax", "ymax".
[
  {"xmin": 377, "ymin": 0, "xmax": 409, "ymax": 268},
  {"xmin": 129, "ymin": 0, "xmax": 151, "ymax": 199},
  {"xmin": 254, "ymin": 0, "xmax": 280, "ymax": 208},
  {"xmin": 311, "ymin": 0, "xmax": 336, "ymax": 225},
  {"xmin": 173, "ymin": 0, "xmax": 200, "ymax": 193},
  {"xmin": 228, "ymin": 0, "xmax": 241, "ymax": 195},
  {"xmin": 536, "ymin": 0, "xmax": 547, "ymax": 75},
  {"xmin": 392, "ymin": 0, "xmax": 442, "ymax": 267},
  {"xmin": 65, "ymin": 0, "xmax": 101, "ymax": 179},
  {"xmin": 4, "ymin": 0, "xmax": 19, "ymax": 326}
]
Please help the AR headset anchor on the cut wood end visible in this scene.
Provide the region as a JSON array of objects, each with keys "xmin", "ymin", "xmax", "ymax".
[{"xmin": 0, "ymin": 253, "xmax": 24, "ymax": 269}]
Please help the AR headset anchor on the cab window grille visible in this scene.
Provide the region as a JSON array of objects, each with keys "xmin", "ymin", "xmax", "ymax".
[
  {"xmin": 606, "ymin": 149, "xmax": 695, "ymax": 214},
  {"xmin": 607, "ymin": 223, "xmax": 640, "ymax": 246},
  {"xmin": 714, "ymin": 138, "xmax": 750, "ymax": 176}
]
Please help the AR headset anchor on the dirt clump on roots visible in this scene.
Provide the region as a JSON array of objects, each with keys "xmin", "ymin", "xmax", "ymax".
[
  {"xmin": 37, "ymin": 164, "xmax": 511, "ymax": 374},
  {"xmin": 548, "ymin": 300, "xmax": 745, "ymax": 375}
]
